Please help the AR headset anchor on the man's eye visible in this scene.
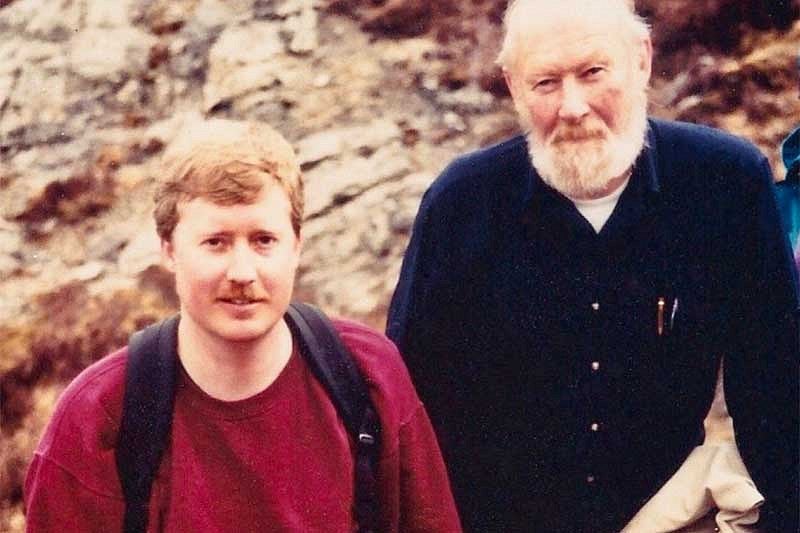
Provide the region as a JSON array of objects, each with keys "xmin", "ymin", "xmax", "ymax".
[
  {"xmin": 534, "ymin": 79, "xmax": 556, "ymax": 90},
  {"xmin": 203, "ymin": 238, "xmax": 225, "ymax": 248},
  {"xmin": 583, "ymin": 66, "xmax": 605, "ymax": 78},
  {"xmin": 254, "ymin": 235, "xmax": 276, "ymax": 247}
]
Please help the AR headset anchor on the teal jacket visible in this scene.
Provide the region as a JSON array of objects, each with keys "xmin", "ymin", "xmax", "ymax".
[{"xmin": 778, "ymin": 125, "xmax": 800, "ymax": 261}]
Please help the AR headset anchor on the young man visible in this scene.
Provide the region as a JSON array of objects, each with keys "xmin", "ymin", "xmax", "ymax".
[
  {"xmin": 25, "ymin": 120, "xmax": 461, "ymax": 532},
  {"xmin": 387, "ymin": 0, "xmax": 799, "ymax": 531}
]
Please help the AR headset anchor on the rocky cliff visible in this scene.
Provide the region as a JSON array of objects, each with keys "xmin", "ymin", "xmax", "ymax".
[{"xmin": 1, "ymin": 0, "xmax": 798, "ymax": 529}]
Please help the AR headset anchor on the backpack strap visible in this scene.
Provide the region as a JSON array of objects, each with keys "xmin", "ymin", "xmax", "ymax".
[
  {"xmin": 116, "ymin": 315, "xmax": 180, "ymax": 533},
  {"xmin": 284, "ymin": 302, "xmax": 382, "ymax": 533}
]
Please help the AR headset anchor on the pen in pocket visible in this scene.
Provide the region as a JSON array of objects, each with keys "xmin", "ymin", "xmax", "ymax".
[
  {"xmin": 657, "ymin": 296, "xmax": 680, "ymax": 336},
  {"xmin": 670, "ymin": 297, "xmax": 679, "ymax": 330}
]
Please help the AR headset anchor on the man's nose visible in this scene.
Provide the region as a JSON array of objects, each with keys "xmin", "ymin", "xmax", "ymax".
[
  {"xmin": 226, "ymin": 243, "xmax": 257, "ymax": 283},
  {"xmin": 558, "ymin": 79, "xmax": 590, "ymax": 122}
]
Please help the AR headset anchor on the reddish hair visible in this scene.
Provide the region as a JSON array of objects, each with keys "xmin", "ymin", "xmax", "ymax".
[{"xmin": 154, "ymin": 120, "xmax": 304, "ymax": 241}]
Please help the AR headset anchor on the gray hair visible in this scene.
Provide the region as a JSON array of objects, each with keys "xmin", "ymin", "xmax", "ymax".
[{"xmin": 496, "ymin": 0, "xmax": 651, "ymax": 69}]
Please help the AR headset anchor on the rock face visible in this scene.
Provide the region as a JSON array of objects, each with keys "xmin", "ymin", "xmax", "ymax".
[{"xmin": 1, "ymin": 0, "xmax": 798, "ymax": 529}]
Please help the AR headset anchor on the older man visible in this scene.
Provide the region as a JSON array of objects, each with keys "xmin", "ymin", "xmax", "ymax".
[{"xmin": 387, "ymin": 0, "xmax": 799, "ymax": 531}]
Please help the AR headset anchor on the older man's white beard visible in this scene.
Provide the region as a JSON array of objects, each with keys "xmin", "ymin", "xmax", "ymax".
[{"xmin": 526, "ymin": 98, "xmax": 648, "ymax": 199}]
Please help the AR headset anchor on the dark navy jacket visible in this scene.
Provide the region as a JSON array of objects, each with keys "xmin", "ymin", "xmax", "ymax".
[{"xmin": 387, "ymin": 119, "xmax": 799, "ymax": 533}]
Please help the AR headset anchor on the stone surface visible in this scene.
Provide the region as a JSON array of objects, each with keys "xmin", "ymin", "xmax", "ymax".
[
  {"xmin": 132, "ymin": 0, "xmax": 196, "ymax": 34},
  {"xmin": 0, "ymin": 220, "xmax": 23, "ymax": 278},
  {"xmin": 304, "ymin": 143, "xmax": 411, "ymax": 217},
  {"xmin": 68, "ymin": 27, "xmax": 157, "ymax": 83},
  {"xmin": 0, "ymin": 173, "xmax": 63, "ymax": 220},
  {"xmin": 86, "ymin": 0, "xmax": 135, "ymax": 28},
  {"xmin": 0, "ymin": 38, "xmax": 69, "ymax": 143},
  {"xmin": 296, "ymin": 118, "xmax": 401, "ymax": 166},
  {"xmin": 285, "ymin": 1, "xmax": 319, "ymax": 54},
  {"xmin": 65, "ymin": 260, "xmax": 106, "ymax": 282},
  {"xmin": 4, "ymin": 0, "xmax": 83, "ymax": 42},
  {"xmin": 203, "ymin": 21, "xmax": 285, "ymax": 110},
  {"xmin": 299, "ymin": 171, "xmax": 432, "ymax": 321},
  {"xmin": 116, "ymin": 219, "xmax": 162, "ymax": 277}
]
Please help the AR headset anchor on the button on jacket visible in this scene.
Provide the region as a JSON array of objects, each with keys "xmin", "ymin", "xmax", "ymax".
[{"xmin": 387, "ymin": 119, "xmax": 799, "ymax": 533}]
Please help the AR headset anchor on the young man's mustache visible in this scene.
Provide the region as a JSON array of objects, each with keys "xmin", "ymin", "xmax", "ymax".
[{"xmin": 217, "ymin": 287, "xmax": 268, "ymax": 302}]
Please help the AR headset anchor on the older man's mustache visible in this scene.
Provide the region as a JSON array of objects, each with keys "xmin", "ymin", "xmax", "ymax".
[{"xmin": 551, "ymin": 125, "xmax": 606, "ymax": 144}]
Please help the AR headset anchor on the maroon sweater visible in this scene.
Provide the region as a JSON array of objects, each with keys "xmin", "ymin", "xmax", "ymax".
[{"xmin": 24, "ymin": 319, "xmax": 461, "ymax": 532}]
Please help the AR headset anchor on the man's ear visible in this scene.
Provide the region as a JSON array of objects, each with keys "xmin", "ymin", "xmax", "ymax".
[
  {"xmin": 292, "ymin": 232, "xmax": 304, "ymax": 267},
  {"xmin": 161, "ymin": 238, "xmax": 176, "ymax": 273},
  {"xmin": 636, "ymin": 35, "xmax": 653, "ymax": 84},
  {"xmin": 503, "ymin": 69, "xmax": 519, "ymax": 101}
]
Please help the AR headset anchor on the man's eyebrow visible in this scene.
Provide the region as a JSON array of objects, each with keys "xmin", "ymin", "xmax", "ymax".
[
  {"xmin": 576, "ymin": 53, "xmax": 613, "ymax": 68},
  {"xmin": 526, "ymin": 53, "xmax": 613, "ymax": 79},
  {"xmin": 525, "ymin": 63, "xmax": 562, "ymax": 79},
  {"xmin": 199, "ymin": 230, "xmax": 233, "ymax": 238}
]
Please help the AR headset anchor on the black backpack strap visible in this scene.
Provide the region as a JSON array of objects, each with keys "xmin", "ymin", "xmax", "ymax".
[
  {"xmin": 284, "ymin": 302, "xmax": 382, "ymax": 533},
  {"xmin": 116, "ymin": 315, "xmax": 180, "ymax": 533}
]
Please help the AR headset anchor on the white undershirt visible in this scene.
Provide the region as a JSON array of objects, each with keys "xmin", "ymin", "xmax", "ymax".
[{"xmin": 567, "ymin": 177, "xmax": 630, "ymax": 233}]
